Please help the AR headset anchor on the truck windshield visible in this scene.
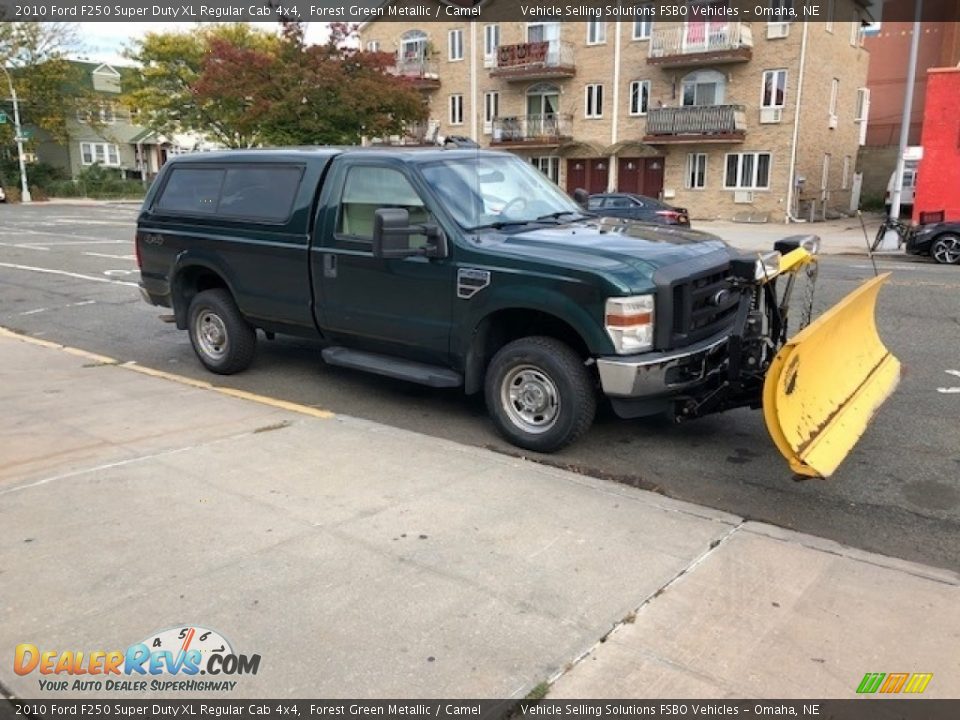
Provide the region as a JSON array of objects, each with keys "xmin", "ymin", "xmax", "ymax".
[{"xmin": 420, "ymin": 155, "xmax": 585, "ymax": 231}]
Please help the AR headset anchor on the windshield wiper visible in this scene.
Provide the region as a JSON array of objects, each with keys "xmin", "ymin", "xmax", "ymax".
[
  {"xmin": 466, "ymin": 219, "xmax": 540, "ymax": 231},
  {"xmin": 534, "ymin": 211, "xmax": 591, "ymax": 222}
]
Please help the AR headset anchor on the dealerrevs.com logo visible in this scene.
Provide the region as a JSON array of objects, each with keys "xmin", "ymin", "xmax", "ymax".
[{"xmin": 14, "ymin": 626, "xmax": 261, "ymax": 693}]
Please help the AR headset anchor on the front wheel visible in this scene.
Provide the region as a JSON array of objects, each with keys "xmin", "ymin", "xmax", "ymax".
[
  {"xmin": 484, "ymin": 336, "xmax": 596, "ymax": 453},
  {"xmin": 931, "ymin": 234, "xmax": 960, "ymax": 265},
  {"xmin": 187, "ymin": 289, "xmax": 257, "ymax": 374}
]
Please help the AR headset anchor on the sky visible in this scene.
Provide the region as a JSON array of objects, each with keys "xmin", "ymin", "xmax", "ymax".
[{"xmin": 71, "ymin": 22, "xmax": 331, "ymax": 65}]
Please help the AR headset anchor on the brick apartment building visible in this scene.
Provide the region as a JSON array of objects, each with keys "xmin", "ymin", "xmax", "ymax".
[{"xmin": 360, "ymin": 1, "xmax": 872, "ymax": 222}]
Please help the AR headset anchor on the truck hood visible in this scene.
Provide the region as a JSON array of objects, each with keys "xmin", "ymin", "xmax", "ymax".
[{"xmin": 471, "ymin": 218, "xmax": 732, "ymax": 292}]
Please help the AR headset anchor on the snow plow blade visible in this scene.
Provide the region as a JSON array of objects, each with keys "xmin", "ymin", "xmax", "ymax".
[{"xmin": 762, "ymin": 273, "xmax": 900, "ymax": 478}]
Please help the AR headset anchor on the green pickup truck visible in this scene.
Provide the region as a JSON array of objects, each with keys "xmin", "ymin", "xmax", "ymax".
[{"xmin": 136, "ymin": 147, "xmax": 838, "ymax": 458}]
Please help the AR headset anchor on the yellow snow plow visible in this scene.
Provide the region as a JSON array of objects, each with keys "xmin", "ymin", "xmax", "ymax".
[
  {"xmin": 675, "ymin": 238, "xmax": 899, "ymax": 479},
  {"xmin": 763, "ymin": 271, "xmax": 900, "ymax": 478}
]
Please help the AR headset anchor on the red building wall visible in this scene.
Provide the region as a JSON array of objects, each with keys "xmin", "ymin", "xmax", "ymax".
[{"xmin": 914, "ymin": 67, "xmax": 960, "ymax": 222}]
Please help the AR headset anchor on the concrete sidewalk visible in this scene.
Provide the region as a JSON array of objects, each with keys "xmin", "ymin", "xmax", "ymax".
[
  {"xmin": 701, "ymin": 213, "xmax": 889, "ymax": 256},
  {"xmin": 1, "ymin": 329, "xmax": 957, "ymax": 699}
]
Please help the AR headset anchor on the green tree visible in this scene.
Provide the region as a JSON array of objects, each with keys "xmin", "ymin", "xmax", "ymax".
[
  {"xmin": 0, "ymin": 23, "xmax": 87, "ymax": 146},
  {"xmin": 123, "ymin": 24, "xmax": 281, "ymax": 148},
  {"xmin": 125, "ymin": 22, "xmax": 426, "ymax": 148}
]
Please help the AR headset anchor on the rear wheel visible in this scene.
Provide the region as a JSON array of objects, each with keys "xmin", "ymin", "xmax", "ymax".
[
  {"xmin": 931, "ymin": 234, "xmax": 960, "ymax": 265},
  {"xmin": 484, "ymin": 336, "xmax": 596, "ymax": 453},
  {"xmin": 187, "ymin": 289, "xmax": 257, "ymax": 374}
]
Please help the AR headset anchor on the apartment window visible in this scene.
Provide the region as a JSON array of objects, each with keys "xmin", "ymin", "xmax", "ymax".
[
  {"xmin": 483, "ymin": 91, "xmax": 499, "ymax": 134},
  {"xmin": 366, "ymin": 40, "xmax": 380, "ymax": 52},
  {"xmin": 449, "ymin": 95, "xmax": 464, "ymax": 125},
  {"xmin": 829, "ymin": 78, "xmax": 840, "ymax": 122},
  {"xmin": 484, "ymin": 24, "xmax": 500, "ymax": 59},
  {"xmin": 99, "ymin": 103, "xmax": 116, "ymax": 123},
  {"xmin": 761, "ymin": 70, "xmax": 787, "ymax": 109},
  {"xmin": 850, "ymin": 17, "xmax": 861, "ymax": 46},
  {"xmin": 629, "ymin": 80, "xmax": 650, "ymax": 116},
  {"xmin": 80, "ymin": 142, "xmax": 120, "ymax": 167},
  {"xmin": 825, "ymin": 0, "xmax": 834, "ymax": 31},
  {"xmin": 632, "ymin": 19, "xmax": 651, "ymax": 40},
  {"xmin": 531, "ymin": 156, "xmax": 560, "ymax": 184},
  {"xmin": 587, "ymin": 21, "xmax": 606, "ymax": 45},
  {"xmin": 585, "ymin": 84, "xmax": 604, "ymax": 118},
  {"xmin": 682, "ymin": 70, "xmax": 726, "ymax": 106},
  {"xmin": 449, "ymin": 29, "xmax": 464, "ymax": 61},
  {"xmin": 401, "ymin": 30, "xmax": 427, "ymax": 63},
  {"xmin": 821, "ymin": 154, "xmax": 831, "ymax": 190},
  {"xmin": 724, "ymin": 152, "xmax": 771, "ymax": 190},
  {"xmin": 686, "ymin": 153, "xmax": 707, "ymax": 190},
  {"xmin": 842, "ymin": 156, "xmax": 851, "ymax": 190},
  {"xmin": 855, "ymin": 87, "xmax": 870, "ymax": 122}
]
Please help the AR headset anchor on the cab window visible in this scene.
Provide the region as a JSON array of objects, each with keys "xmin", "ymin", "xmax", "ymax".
[{"xmin": 337, "ymin": 166, "xmax": 431, "ymax": 249}]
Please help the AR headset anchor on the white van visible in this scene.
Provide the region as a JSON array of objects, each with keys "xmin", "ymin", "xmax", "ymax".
[{"xmin": 885, "ymin": 161, "xmax": 918, "ymax": 216}]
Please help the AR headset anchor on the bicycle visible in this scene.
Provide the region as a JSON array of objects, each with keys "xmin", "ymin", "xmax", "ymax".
[{"xmin": 871, "ymin": 216, "xmax": 914, "ymax": 252}]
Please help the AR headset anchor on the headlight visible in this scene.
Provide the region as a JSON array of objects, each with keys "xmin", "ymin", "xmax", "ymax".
[{"xmin": 605, "ymin": 295, "xmax": 655, "ymax": 354}]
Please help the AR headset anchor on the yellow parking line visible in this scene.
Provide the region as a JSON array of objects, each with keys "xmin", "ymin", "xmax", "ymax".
[{"xmin": 0, "ymin": 326, "xmax": 335, "ymax": 420}]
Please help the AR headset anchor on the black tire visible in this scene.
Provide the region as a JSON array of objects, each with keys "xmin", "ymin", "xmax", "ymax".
[
  {"xmin": 187, "ymin": 288, "xmax": 257, "ymax": 374},
  {"xmin": 931, "ymin": 234, "xmax": 960, "ymax": 265},
  {"xmin": 484, "ymin": 336, "xmax": 596, "ymax": 453}
]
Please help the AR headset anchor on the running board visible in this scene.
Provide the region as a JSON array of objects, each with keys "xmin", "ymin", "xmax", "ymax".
[{"xmin": 321, "ymin": 347, "xmax": 463, "ymax": 388}]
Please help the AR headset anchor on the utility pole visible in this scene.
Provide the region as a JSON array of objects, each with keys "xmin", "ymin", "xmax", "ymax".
[
  {"xmin": 1, "ymin": 65, "xmax": 32, "ymax": 203},
  {"xmin": 881, "ymin": 0, "xmax": 923, "ymax": 248}
]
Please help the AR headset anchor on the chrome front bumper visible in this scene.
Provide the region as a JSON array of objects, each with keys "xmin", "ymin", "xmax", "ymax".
[{"xmin": 596, "ymin": 331, "xmax": 730, "ymax": 398}]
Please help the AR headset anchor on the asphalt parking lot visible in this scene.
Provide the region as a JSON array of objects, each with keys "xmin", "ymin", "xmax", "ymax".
[{"xmin": 1, "ymin": 202, "xmax": 959, "ymax": 572}]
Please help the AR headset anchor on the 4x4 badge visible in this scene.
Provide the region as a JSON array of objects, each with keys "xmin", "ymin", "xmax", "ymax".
[{"xmin": 457, "ymin": 268, "xmax": 491, "ymax": 299}]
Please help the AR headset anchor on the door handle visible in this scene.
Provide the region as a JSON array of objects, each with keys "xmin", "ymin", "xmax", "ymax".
[{"xmin": 323, "ymin": 253, "xmax": 337, "ymax": 279}]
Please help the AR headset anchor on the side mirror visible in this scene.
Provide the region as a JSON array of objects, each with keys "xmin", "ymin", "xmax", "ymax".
[
  {"xmin": 372, "ymin": 208, "xmax": 448, "ymax": 260},
  {"xmin": 573, "ymin": 188, "xmax": 589, "ymax": 210}
]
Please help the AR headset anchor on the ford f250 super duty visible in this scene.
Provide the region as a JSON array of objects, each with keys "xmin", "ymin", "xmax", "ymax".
[{"xmin": 136, "ymin": 148, "xmax": 899, "ymax": 477}]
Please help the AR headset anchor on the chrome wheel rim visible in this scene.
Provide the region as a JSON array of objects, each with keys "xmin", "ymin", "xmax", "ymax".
[
  {"xmin": 195, "ymin": 310, "xmax": 229, "ymax": 360},
  {"xmin": 501, "ymin": 364, "xmax": 560, "ymax": 434},
  {"xmin": 933, "ymin": 236, "xmax": 960, "ymax": 264}
]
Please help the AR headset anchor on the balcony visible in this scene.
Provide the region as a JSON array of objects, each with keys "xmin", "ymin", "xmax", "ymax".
[
  {"xmin": 648, "ymin": 22, "xmax": 753, "ymax": 68},
  {"xmin": 644, "ymin": 105, "xmax": 747, "ymax": 143},
  {"xmin": 491, "ymin": 114, "xmax": 574, "ymax": 147},
  {"xmin": 489, "ymin": 41, "xmax": 576, "ymax": 81},
  {"xmin": 391, "ymin": 58, "xmax": 440, "ymax": 91}
]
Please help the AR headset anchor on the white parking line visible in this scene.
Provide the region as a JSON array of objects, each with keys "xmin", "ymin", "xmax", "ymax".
[
  {"xmin": 83, "ymin": 252, "xmax": 137, "ymax": 261},
  {"xmin": 0, "ymin": 242, "xmax": 50, "ymax": 251},
  {"xmin": 13, "ymin": 300, "xmax": 96, "ymax": 317},
  {"xmin": 937, "ymin": 370, "xmax": 960, "ymax": 394},
  {"xmin": 0, "ymin": 262, "xmax": 139, "ymax": 287}
]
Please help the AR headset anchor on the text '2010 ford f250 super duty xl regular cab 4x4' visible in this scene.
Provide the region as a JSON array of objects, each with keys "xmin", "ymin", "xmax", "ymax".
[{"xmin": 136, "ymin": 148, "xmax": 899, "ymax": 478}]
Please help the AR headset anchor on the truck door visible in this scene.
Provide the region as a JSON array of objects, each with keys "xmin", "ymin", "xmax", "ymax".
[{"xmin": 310, "ymin": 159, "xmax": 455, "ymax": 364}]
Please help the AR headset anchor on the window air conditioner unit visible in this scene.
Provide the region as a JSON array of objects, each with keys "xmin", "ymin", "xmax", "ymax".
[
  {"xmin": 767, "ymin": 23, "xmax": 790, "ymax": 40},
  {"xmin": 734, "ymin": 190, "xmax": 754, "ymax": 204},
  {"xmin": 828, "ymin": 114, "xmax": 838, "ymax": 129},
  {"xmin": 759, "ymin": 108, "xmax": 783, "ymax": 124}
]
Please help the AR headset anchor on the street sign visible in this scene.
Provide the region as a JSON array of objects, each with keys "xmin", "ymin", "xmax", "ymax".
[
  {"xmin": 0, "ymin": 111, "xmax": 7, "ymax": 123},
  {"xmin": 14, "ymin": 129, "xmax": 33, "ymax": 141}
]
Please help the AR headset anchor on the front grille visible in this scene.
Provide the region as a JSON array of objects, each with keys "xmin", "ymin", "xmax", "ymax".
[{"xmin": 652, "ymin": 254, "xmax": 738, "ymax": 351}]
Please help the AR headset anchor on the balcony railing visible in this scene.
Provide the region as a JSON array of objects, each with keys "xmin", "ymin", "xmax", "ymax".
[
  {"xmin": 644, "ymin": 105, "xmax": 747, "ymax": 142},
  {"xmin": 490, "ymin": 41, "xmax": 576, "ymax": 81},
  {"xmin": 491, "ymin": 114, "xmax": 574, "ymax": 145},
  {"xmin": 391, "ymin": 58, "xmax": 441, "ymax": 89},
  {"xmin": 648, "ymin": 22, "xmax": 753, "ymax": 67}
]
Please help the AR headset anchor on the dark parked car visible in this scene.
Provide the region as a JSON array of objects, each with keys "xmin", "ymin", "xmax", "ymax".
[
  {"xmin": 906, "ymin": 220, "xmax": 960, "ymax": 265},
  {"xmin": 588, "ymin": 193, "xmax": 690, "ymax": 226}
]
